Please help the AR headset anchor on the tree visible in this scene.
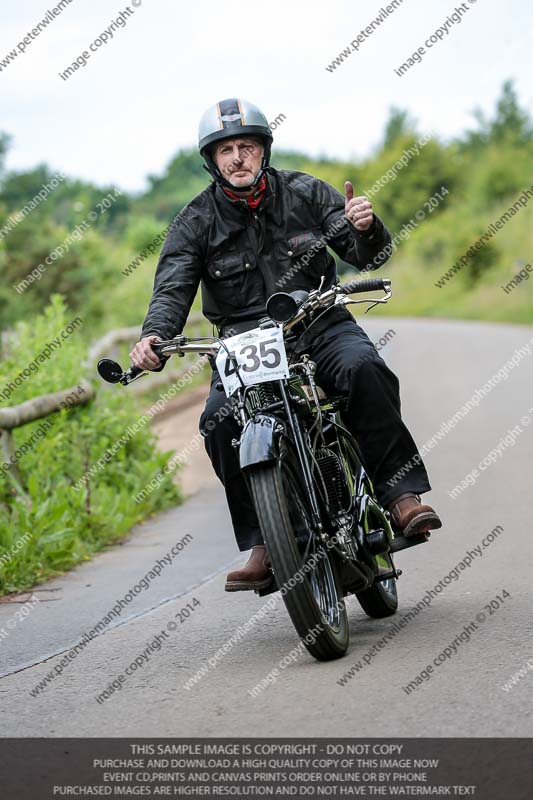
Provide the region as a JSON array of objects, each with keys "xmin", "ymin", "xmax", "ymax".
[
  {"xmin": 0, "ymin": 132, "xmax": 11, "ymax": 179},
  {"xmin": 462, "ymin": 80, "xmax": 532, "ymax": 150},
  {"xmin": 490, "ymin": 80, "xmax": 533, "ymax": 145},
  {"xmin": 382, "ymin": 107, "xmax": 417, "ymax": 149}
]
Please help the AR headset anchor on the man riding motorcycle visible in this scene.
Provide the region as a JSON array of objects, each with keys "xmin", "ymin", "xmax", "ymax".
[{"xmin": 131, "ymin": 98, "xmax": 442, "ymax": 592}]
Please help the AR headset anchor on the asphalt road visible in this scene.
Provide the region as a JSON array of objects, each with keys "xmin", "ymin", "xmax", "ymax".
[{"xmin": 1, "ymin": 317, "xmax": 532, "ymax": 736}]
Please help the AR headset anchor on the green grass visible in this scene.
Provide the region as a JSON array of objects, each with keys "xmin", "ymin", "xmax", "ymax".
[
  {"xmin": 342, "ymin": 193, "xmax": 533, "ymax": 325},
  {"xmin": 0, "ymin": 296, "xmax": 183, "ymax": 596}
]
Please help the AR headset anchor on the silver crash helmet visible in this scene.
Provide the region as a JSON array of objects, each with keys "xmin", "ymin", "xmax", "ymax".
[{"xmin": 198, "ymin": 98, "xmax": 273, "ymax": 188}]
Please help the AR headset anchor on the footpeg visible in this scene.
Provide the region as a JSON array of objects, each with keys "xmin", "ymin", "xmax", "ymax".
[
  {"xmin": 390, "ymin": 532, "xmax": 431, "ymax": 553},
  {"xmin": 374, "ymin": 568, "xmax": 402, "ymax": 583}
]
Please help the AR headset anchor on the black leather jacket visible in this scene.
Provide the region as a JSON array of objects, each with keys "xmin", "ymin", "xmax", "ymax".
[{"xmin": 141, "ymin": 167, "xmax": 392, "ymax": 342}]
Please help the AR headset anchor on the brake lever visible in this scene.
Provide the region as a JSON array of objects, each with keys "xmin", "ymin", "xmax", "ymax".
[
  {"xmin": 343, "ymin": 285, "xmax": 393, "ymax": 313},
  {"xmin": 156, "ymin": 335, "xmax": 188, "ymax": 357},
  {"xmin": 123, "ymin": 369, "xmax": 148, "ymax": 385}
]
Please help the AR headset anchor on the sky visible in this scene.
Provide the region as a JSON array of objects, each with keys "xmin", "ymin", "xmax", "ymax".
[{"xmin": 1, "ymin": 0, "xmax": 531, "ymax": 193}]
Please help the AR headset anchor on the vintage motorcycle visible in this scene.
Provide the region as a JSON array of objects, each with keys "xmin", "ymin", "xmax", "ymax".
[{"xmin": 98, "ymin": 276, "xmax": 431, "ymax": 661}]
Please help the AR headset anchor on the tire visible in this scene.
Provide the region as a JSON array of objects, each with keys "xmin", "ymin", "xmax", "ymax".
[
  {"xmin": 355, "ymin": 578, "xmax": 398, "ymax": 618},
  {"xmin": 248, "ymin": 443, "xmax": 349, "ymax": 661}
]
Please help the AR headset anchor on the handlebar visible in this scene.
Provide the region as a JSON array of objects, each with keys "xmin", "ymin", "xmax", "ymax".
[
  {"xmin": 126, "ymin": 362, "xmax": 146, "ymax": 382},
  {"xmin": 97, "ymin": 278, "xmax": 392, "ymax": 385},
  {"xmin": 282, "ymin": 276, "xmax": 391, "ymax": 333},
  {"xmin": 338, "ymin": 277, "xmax": 390, "ymax": 295}
]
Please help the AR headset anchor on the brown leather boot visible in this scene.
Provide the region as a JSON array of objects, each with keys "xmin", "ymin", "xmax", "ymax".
[
  {"xmin": 389, "ymin": 492, "xmax": 442, "ymax": 538},
  {"xmin": 225, "ymin": 545, "xmax": 273, "ymax": 592}
]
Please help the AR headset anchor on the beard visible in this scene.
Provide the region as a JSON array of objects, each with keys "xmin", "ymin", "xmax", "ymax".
[{"xmin": 227, "ymin": 167, "xmax": 258, "ymax": 190}]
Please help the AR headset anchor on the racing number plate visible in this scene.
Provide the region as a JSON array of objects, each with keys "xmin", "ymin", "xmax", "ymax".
[{"xmin": 215, "ymin": 326, "xmax": 289, "ymax": 397}]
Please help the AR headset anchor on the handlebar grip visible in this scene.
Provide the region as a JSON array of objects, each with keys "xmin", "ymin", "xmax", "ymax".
[
  {"xmin": 339, "ymin": 277, "xmax": 388, "ymax": 295},
  {"xmin": 124, "ymin": 342, "xmax": 165, "ymax": 381}
]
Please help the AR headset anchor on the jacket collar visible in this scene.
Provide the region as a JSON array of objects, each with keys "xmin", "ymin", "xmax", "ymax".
[
  {"xmin": 214, "ymin": 168, "xmax": 284, "ymax": 228},
  {"xmin": 222, "ymin": 173, "xmax": 268, "ymax": 207}
]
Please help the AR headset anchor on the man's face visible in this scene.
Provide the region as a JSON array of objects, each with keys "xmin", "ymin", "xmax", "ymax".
[{"xmin": 212, "ymin": 136, "xmax": 264, "ymax": 190}]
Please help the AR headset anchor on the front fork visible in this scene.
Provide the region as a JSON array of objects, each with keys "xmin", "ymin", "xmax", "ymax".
[{"xmin": 233, "ymin": 379, "xmax": 326, "ymax": 539}]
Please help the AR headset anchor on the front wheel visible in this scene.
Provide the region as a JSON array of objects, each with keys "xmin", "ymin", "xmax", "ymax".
[{"xmin": 248, "ymin": 444, "xmax": 349, "ymax": 661}]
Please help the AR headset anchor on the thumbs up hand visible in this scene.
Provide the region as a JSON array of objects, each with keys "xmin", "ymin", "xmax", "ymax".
[{"xmin": 344, "ymin": 181, "xmax": 374, "ymax": 231}]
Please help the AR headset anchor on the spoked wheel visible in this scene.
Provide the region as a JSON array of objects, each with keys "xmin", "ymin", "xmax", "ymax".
[
  {"xmin": 338, "ymin": 432, "xmax": 399, "ymax": 619},
  {"xmin": 248, "ymin": 441, "xmax": 349, "ymax": 661},
  {"xmin": 355, "ymin": 494, "xmax": 398, "ymax": 619},
  {"xmin": 354, "ymin": 496, "xmax": 398, "ymax": 618},
  {"xmin": 356, "ymin": 574, "xmax": 398, "ymax": 618}
]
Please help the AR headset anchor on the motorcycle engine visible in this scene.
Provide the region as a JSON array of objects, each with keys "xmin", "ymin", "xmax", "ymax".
[{"xmin": 316, "ymin": 447, "xmax": 347, "ymax": 512}]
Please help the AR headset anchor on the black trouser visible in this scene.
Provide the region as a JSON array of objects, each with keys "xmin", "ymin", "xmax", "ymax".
[{"xmin": 199, "ymin": 317, "xmax": 431, "ymax": 551}]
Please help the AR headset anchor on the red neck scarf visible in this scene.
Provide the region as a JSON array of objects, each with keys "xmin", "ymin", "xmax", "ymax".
[{"xmin": 222, "ymin": 173, "xmax": 268, "ymax": 209}]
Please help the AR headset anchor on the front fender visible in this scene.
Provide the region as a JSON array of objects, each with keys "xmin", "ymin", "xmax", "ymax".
[{"xmin": 239, "ymin": 414, "xmax": 285, "ymax": 471}]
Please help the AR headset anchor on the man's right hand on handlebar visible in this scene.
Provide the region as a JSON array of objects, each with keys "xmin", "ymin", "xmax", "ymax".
[{"xmin": 129, "ymin": 335, "xmax": 163, "ymax": 371}]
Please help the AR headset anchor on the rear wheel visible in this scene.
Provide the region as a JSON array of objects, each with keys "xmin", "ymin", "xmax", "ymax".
[
  {"xmin": 355, "ymin": 497, "xmax": 398, "ymax": 618},
  {"xmin": 356, "ymin": 577, "xmax": 398, "ymax": 618},
  {"xmin": 339, "ymin": 433, "xmax": 399, "ymax": 619},
  {"xmin": 248, "ymin": 442, "xmax": 349, "ymax": 661}
]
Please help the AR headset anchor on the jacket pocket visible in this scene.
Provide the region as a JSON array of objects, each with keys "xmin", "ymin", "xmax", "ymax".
[
  {"xmin": 205, "ymin": 252, "xmax": 258, "ymax": 309},
  {"xmin": 278, "ymin": 230, "xmax": 330, "ymax": 288}
]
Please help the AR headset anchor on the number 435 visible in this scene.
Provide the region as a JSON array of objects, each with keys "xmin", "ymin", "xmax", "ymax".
[{"xmin": 224, "ymin": 337, "xmax": 281, "ymax": 376}]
